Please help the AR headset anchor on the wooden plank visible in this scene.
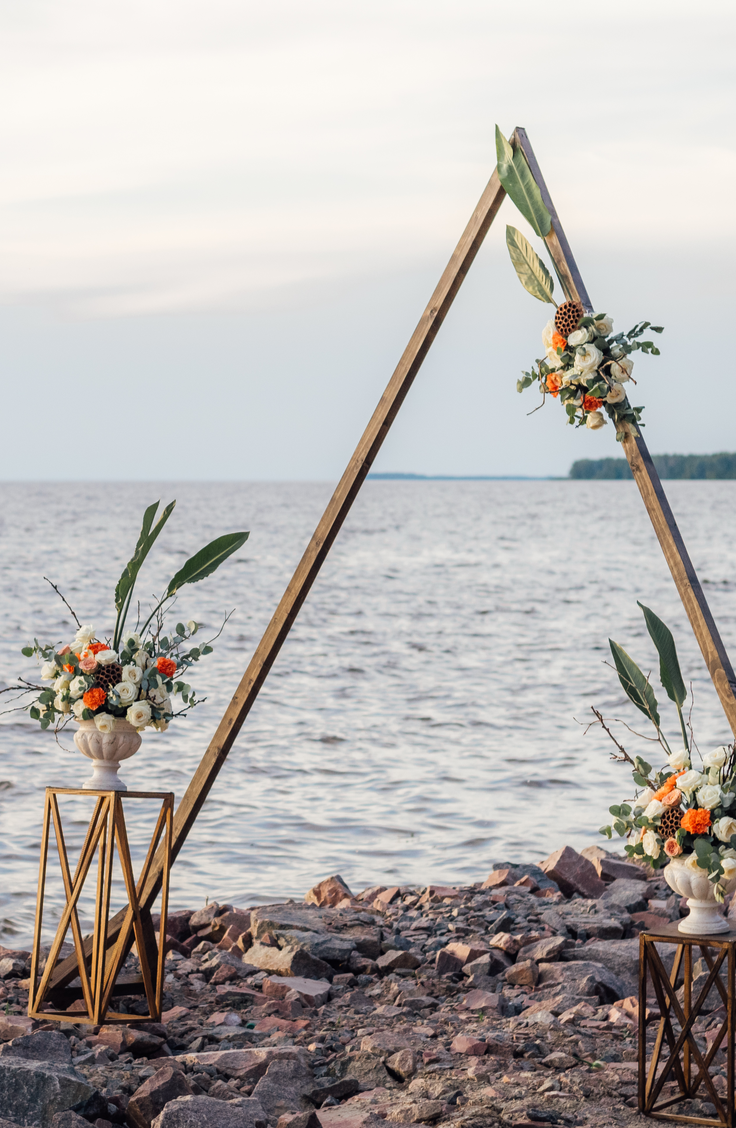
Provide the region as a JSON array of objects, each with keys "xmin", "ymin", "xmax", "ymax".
[
  {"xmin": 514, "ymin": 127, "xmax": 736, "ymax": 737},
  {"xmin": 48, "ymin": 166, "xmax": 508, "ymax": 991}
]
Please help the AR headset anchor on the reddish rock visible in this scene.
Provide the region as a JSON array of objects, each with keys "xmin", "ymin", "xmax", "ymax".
[
  {"xmin": 418, "ymin": 885, "xmax": 459, "ymax": 904},
  {"xmin": 262, "ymin": 976, "xmax": 331, "ymax": 1007},
  {"xmin": 316, "ymin": 1109, "xmax": 387, "ymax": 1128},
  {"xmin": 91, "ymin": 1025, "xmax": 164, "ymax": 1058},
  {"xmin": 443, "ymin": 942, "xmax": 488, "ymax": 966},
  {"xmin": 451, "ymin": 1034, "xmax": 487, "ymax": 1056},
  {"xmin": 540, "ymin": 846, "xmax": 606, "ymax": 899},
  {"xmin": 157, "ymin": 910, "xmax": 193, "ymax": 941},
  {"xmin": 481, "ymin": 869, "xmax": 513, "ymax": 889},
  {"xmin": 371, "ymin": 886, "xmax": 400, "ymax": 910},
  {"xmin": 162, "ymin": 1006, "xmax": 191, "ymax": 1024},
  {"xmin": 460, "ymin": 989, "xmax": 501, "ymax": 1011},
  {"xmin": 489, "ymin": 933, "xmax": 519, "ymax": 955},
  {"xmin": 505, "ymin": 959, "xmax": 538, "ymax": 987},
  {"xmin": 513, "ymin": 875, "xmax": 539, "ymax": 892},
  {"xmin": 590, "ymin": 856, "xmax": 647, "ymax": 883},
  {"xmin": 435, "ymin": 949, "xmax": 463, "ymax": 977},
  {"xmin": 189, "ymin": 903, "xmax": 221, "ymax": 929},
  {"xmin": 305, "ymin": 876, "xmax": 354, "ymax": 908},
  {"xmin": 0, "ymin": 1016, "xmax": 35, "ymax": 1042},
  {"xmin": 386, "ymin": 1048, "xmax": 417, "ymax": 1080},
  {"xmin": 127, "ymin": 1065, "xmax": 194, "ymax": 1128},
  {"xmin": 356, "ymin": 886, "xmax": 386, "ymax": 903},
  {"xmin": 375, "ymin": 949, "xmax": 421, "ymax": 972},
  {"xmin": 360, "ymin": 1031, "xmax": 412, "ymax": 1054},
  {"xmin": 518, "ymin": 936, "xmax": 567, "ymax": 962},
  {"xmin": 277, "ymin": 1114, "xmax": 320, "ymax": 1128},
  {"xmin": 252, "ymin": 1017, "xmax": 310, "ymax": 1034},
  {"xmin": 218, "ymin": 924, "xmax": 249, "ymax": 951},
  {"xmin": 631, "ymin": 911, "xmax": 671, "ymax": 931},
  {"xmin": 247, "ymin": 942, "xmax": 333, "ymax": 981}
]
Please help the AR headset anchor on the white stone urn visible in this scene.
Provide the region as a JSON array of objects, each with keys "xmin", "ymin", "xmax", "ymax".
[
  {"xmin": 73, "ymin": 719, "xmax": 142, "ymax": 791},
  {"xmin": 664, "ymin": 855, "xmax": 736, "ymax": 935}
]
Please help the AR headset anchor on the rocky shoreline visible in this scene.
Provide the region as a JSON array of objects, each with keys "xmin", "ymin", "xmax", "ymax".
[{"xmin": 0, "ymin": 844, "xmax": 723, "ymax": 1128}]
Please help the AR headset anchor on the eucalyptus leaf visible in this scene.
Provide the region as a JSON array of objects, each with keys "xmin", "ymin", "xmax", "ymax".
[
  {"xmin": 505, "ymin": 226, "xmax": 555, "ymax": 305},
  {"xmin": 166, "ymin": 531, "xmax": 249, "ymax": 597},
  {"xmin": 495, "ymin": 126, "xmax": 552, "ymax": 238},
  {"xmin": 609, "ymin": 638, "xmax": 660, "ymax": 727}
]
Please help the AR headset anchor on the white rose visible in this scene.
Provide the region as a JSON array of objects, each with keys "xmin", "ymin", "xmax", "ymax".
[
  {"xmin": 54, "ymin": 693, "xmax": 71, "ymax": 713},
  {"xmin": 593, "ymin": 315, "xmax": 613, "ymax": 335},
  {"xmin": 53, "ymin": 674, "xmax": 72, "ymax": 692},
  {"xmin": 69, "ymin": 675, "xmax": 88, "ymax": 700},
  {"xmin": 73, "ymin": 625, "xmax": 95, "ymax": 649},
  {"xmin": 644, "ymin": 799, "xmax": 666, "ymax": 819},
  {"xmin": 72, "ymin": 698, "xmax": 87, "ymax": 718},
  {"xmin": 114, "ymin": 681, "xmax": 138, "ymax": 706},
  {"xmin": 703, "ymin": 747, "xmax": 729, "ymax": 770},
  {"xmin": 567, "ymin": 328, "xmax": 590, "ymax": 347},
  {"xmin": 685, "ymin": 853, "xmax": 703, "ymax": 872},
  {"xmin": 696, "ymin": 784, "xmax": 723, "ymax": 810},
  {"xmin": 573, "ymin": 343, "xmax": 603, "ymax": 376},
  {"xmin": 585, "ymin": 411, "xmax": 606, "ymax": 430},
  {"xmin": 96, "ymin": 649, "xmax": 119, "ymax": 666},
  {"xmin": 610, "ymin": 356, "xmax": 634, "ymax": 382},
  {"xmin": 642, "ymin": 830, "xmax": 661, "ymax": 859},
  {"xmin": 721, "ymin": 847, "xmax": 736, "ymax": 859},
  {"xmin": 94, "ymin": 714, "xmax": 116, "ymax": 734},
  {"xmin": 40, "ymin": 661, "xmax": 59, "ymax": 681},
  {"xmin": 187, "ymin": 621, "xmax": 198, "ymax": 634},
  {"xmin": 720, "ymin": 857, "xmax": 736, "ymax": 883},
  {"xmin": 121, "ymin": 664, "xmax": 142, "ymax": 686},
  {"xmin": 541, "ymin": 319, "xmax": 556, "ymax": 351},
  {"xmin": 134, "ymin": 649, "xmax": 151, "ymax": 670},
  {"xmin": 668, "ymin": 748, "xmax": 691, "ymax": 771},
  {"xmin": 606, "ymin": 382, "xmax": 626, "ymax": 405},
  {"xmin": 121, "ymin": 631, "xmax": 141, "ymax": 651},
  {"xmin": 127, "ymin": 700, "xmax": 152, "ymax": 728},
  {"xmin": 677, "ymin": 770, "xmax": 704, "ymax": 794},
  {"xmin": 545, "ymin": 349, "xmax": 564, "ymax": 370},
  {"xmin": 713, "ymin": 816, "xmax": 736, "ymax": 843},
  {"xmin": 638, "ymin": 788, "xmax": 656, "ymax": 807}
]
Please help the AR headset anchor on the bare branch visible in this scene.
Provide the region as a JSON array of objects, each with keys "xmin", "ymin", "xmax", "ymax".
[{"xmin": 43, "ymin": 578, "xmax": 81, "ymax": 628}]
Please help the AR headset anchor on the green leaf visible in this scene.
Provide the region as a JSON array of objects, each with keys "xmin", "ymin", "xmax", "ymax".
[
  {"xmin": 21, "ymin": 646, "xmax": 34, "ymax": 657},
  {"xmin": 633, "ymin": 772, "xmax": 649, "ymax": 788},
  {"xmin": 637, "ymin": 601, "xmax": 687, "ymax": 708},
  {"xmin": 609, "ymin": 805, "xmax": 621, "ymax": 816},
  {"xmin": 505, "ymin": 226, "xmax": 555, "ymax": 305},
  {"xmin": 599, "ymin": 825, "xmax": 613, "ymax": 839},
  {"xmin": 166, "ymin": 531, "xmax": 250, "ymax": 597},
  {"xmin": 609, "ymin": 639, "xmax": 661, "ymax": 727},
  {"xmin": 495, "ymin": 126, "xmax": 551, "ymax": 238}
]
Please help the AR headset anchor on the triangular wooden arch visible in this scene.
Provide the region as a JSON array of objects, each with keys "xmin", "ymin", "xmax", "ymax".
[{"xmin": 47, "ymin": 127, "xmax": 736, "ymax": 993}]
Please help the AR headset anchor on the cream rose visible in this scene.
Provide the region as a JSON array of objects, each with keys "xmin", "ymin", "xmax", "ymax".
[
  {"xmin": 696, "ymin": 784, "xmax": 723, "ymax": 810},
  {"xmin": 545, "ymin": 349, "xmax": 564, "ymax": 370},
  {"xmin": 114, "ymin": 681, "xmax": 138, "ymax": 706},
  {"xmin": 714, "ymin": 816, "xmax": 736, "ymax": 843},
  {"xmin": 53, "ymin": 673, "xmax": 72, "ymax": 692},
  {"xmin": 54, "ymin": 693, "xmax": 71, "ymax": 713},
  {"xmin": 542, "ymin": 319, "xmax": 556, "ymax": 351},
  {"xmin": 720, "ymin": 857, "xmax": 736, "ymax": 885},
  {"xmin": 96, "ymin": 648, "xmax": 119, "ymax": 666},
  {"xmin": 122, "ymin": 631, "xmax": 141, "ymax": 651},
  {"xmin": 127, "ymin": 700, "xmax": 152, "ymax": 728},
  {"xmin": 593, "ymin": 315, "xmax": 613, "ymax": 335},
  {"xmin": 121, "ymin": 664, "xmax": 142, "ymax": 686},
  {"xmin": 73, "ymin": 625, "xmax": 95, "ymax": 649},
  {"xmin": 642, "ymin": 829, "xmax": 661, "ymax": 859},
  {"xmin": 610, "ymin": 356, "xmax": 634, "ymax": 382},
  {"xmin": 69, "ymin": 675, "xmax": 88, "ymax": 700},
  {"xmin": 703, "ymin": 747, "xmax": 729, "ymax": 770},
  {"xmin": 94, "ymin": 714, "xmax": 116, "ymax": 734},
  {"xmin": 585, "ymin": 411, "xmax": 606, "ymax": 430},
  {"xmin": 677, "ymin": 769, "xmax": 703, "ymax": 793},
  {"xmin": 40, "ymin": 660, "xmax": 59, "ymax": 681},
  {"xmin": 606, "ymin": 383, "xmax": 626, "ymax": 405},
  {"xmin": 72, "ymin": 698, "xmax": 87, "ymax": 719},
  {"xmin": 644, "ymin": 799, "xmax": 666, "ymax": 819},
  {"xmin": 668, "ymin": 748, "xmax": 691, "ymax": 771},
  {"xmin": 573, "ymin": 343, "xmax": 603, "ymax": 376},
  {"xmin": 134, "ymin": 649, "xmax": 151, "ymax": 670},
  {"xmin": 685, "ymin": 853, "xmax": 703, "ymax": 872}
]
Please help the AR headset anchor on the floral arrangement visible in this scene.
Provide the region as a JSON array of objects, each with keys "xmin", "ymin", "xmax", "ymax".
[
  {"xmin": 595, "ymin": 602, "xmax": 736, "ymax": 899},
  {"xmin": 6, "ymin": 500, "xmax": 248, "ymax": 736},
  {"xmin": 494, "ymin": 125, "xmax": 663, "ymax": 439}
]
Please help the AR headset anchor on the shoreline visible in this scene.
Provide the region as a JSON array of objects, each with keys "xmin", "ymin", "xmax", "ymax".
[{"xmin": 0, "ymin": 843, "xmax": 703, "ymax": 1127}]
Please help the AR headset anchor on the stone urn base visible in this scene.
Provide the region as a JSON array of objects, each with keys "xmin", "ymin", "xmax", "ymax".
[
  {"xmin": 664, "ymin": 855, "xmax": 736, "ymax": 935},
  {"xmin": 73, "ymin": 719, "xmax": 142, "ymax": 791}
]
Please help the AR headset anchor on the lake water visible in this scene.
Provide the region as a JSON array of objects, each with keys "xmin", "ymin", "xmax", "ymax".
[{"xmin": 1, "ymin": 479, "xmax": 736, "ymax": 947}]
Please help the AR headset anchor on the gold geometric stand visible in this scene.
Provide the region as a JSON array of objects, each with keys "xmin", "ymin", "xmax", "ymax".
[{"xmin": 29, "ymin": 788, "xmax": 173, "ymax": 1025}]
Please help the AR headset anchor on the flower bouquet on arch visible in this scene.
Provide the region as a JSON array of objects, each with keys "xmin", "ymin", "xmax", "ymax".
[
  {"xmin": 593, "ymin": 602, "xmax": 736, "ymax": 928},
  {"xmin": 3, "ymin": 500, "xmax": 249, "ymax": 789}
]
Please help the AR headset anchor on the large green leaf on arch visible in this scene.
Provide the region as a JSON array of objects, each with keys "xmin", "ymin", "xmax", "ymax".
[
  {"xmin": 165, "ymin": 531, "xmax": 250, "ymax": 597},
  {"xmin": 505, "ymin": 226, "xmax": 555, "ymax": 305},
  {"xmin": 609, "ymin": 638, "xmax": 661, "ymax": 728},
  {"xmin": 495, "ymin": 126, "xmax": 552, "ymax": 239}
]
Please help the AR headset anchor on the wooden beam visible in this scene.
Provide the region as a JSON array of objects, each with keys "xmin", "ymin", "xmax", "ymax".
[
  {"xmin": 514, "ymin": 127, "xmax": 736, "ymax": 736},
  {"xmin": 47, "ymin": 166, "xmax": 508, "ymax": 991}
]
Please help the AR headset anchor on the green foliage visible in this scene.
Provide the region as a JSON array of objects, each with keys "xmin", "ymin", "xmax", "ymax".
[
  {"xmin": 113, "ymin": 500, "xmax": 176, "ymax": 648},
  {"xmin": 495, "ymin": 127, "xmax": 552, "ymax": 238},
  {"xmin": 165, "ymin": 532, "xmax": 250, "ymax": 598},
  {"xmin": 637, "ymin": 601, "xmax": 687, "ymax": 709},
  {"xmin": 609, "ymin": 639, "xmax": 660, "ymax": 728},
  {"xmin": 570, "ymin": 453, "xmax": 736, "ymax": 480},
  {"xmin": 505, "ymin": 226, "xmax": 555, "ymax": 305}
]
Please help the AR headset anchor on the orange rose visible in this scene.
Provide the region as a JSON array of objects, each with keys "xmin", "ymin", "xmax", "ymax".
[
  {"xmin": 545, "ymin": 372, "xmax": 562, "ymax": 398},
  {"xmin": 156, "ymin": 657, "xmax": 177, "ymax": 679},
  {"xmin": 664, "ymin": 838, "xmax": 682, "ymax": 857},
  {"xmin": 653, "ymin": 771, "xmax": 686, "ymax": 802},
  {"xmin": 680, "ymin": 808, "xmax": 711, "ymax": 835},
  {"xmin": 551, "ymin": 331, "xmax": 567, "ymax": 352},
  {"xmin": 661, "ymin": 788, "xmax": 683, "ymax": 808},
  {"xmin": 583, "ymin": 395, "xmax": 603, "ymax": 411},
  {"xmin": 89, "ymin": 642, "xmax": 107, "ymax": 655},
  {"xmin": 82, "ymin": 687, "xmax": 107, "ymax": 711}
]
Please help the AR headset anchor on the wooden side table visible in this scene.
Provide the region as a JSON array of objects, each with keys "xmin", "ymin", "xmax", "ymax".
[
  {"xmin": 639, "ymin": 920, "xmax": 736, "ymax": 1126},
  {"xmin": 28, "ymin": 788, "xmax": 173, "ymax": 1025}
]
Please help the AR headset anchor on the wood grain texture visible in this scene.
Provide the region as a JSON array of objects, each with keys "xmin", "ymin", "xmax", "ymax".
[{"xmin": 514, "ymin": 127, "xmax": 736, "ymax": 736}]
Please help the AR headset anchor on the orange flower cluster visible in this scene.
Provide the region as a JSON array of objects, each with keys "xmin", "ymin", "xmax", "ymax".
[
  {"xmin": 545, "ymin": 372, "xmax": 562, "ymax": 398},
  {"xmin": 88, "ymin": 642, "xmax": 107, "ymax": 655},
  {"xmin": 680, "ymin": 808, "xmax": 711, "ymax": 835},
  {"xmin": 551, "ymin": 331, "xmax": 567, "ymax": 352},
  {"xmin": 583, "ymin": 395, "xmax": 603, "ymax": 411},
  {"xmin": 653, "ymin": 771, "xmax": 686, "ymax": 802},
  {"xmin": 156, "ymin": 657, "xmax": 177, "ymax": 679},
  {"xmin": 82, "ymin": 687, "xmax": 107, "ymax": 711}
]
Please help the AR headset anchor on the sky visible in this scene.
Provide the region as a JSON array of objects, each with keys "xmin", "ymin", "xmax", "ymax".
[{"xmin": 1, "ymin": 0, "xmax": 735, "ymax": 479}]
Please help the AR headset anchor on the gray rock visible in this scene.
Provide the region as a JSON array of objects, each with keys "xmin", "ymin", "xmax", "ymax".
[
  {"xmin": 152, "ymin": 1095, "xmax": 267, "ymax": 1128},
  {"xmin": 518, "ymin": 936, "xmax": 567, "ymax": 962},
  {"xmin": 328, "ymin": 1051, "xmax": 391, "ymax": 1091},
  {"xmin": 251, "ymin": 1058, "xmax": 314, "ymax": 1119},
  {"xmin": 0, "ymin": 1057, "xmax": 92, "ymax": 1127},
  {"xmin": 49, "ymin": 1115, "xmax": 90, "ymax": 1128},
  {"xmin": 600, "ymin": 879, "xmax": 649, "ymax": 914},
  {"xmin": 0, "ymin": 1031, "xmax": 72, "ymax": 1065},
  {"xmin": 462, "ymin": 952, "xmax": 511, "ymax": 978},
  {"xmin": 127, "ymin": 1065, "xmax": 195, "ymax": 1128},
  {"xmin": 0, "ymin": 959, "xmax": 25, "ymax": 979},
  {"xmin": 0, "ymin": 1119, "xmax": 24, "ymax": 1128},
  {"xmin": 565, "ymin": 939, "xmax": 640, "ymax": 995},
  {"xmin": 250, "ymin": 905, "xmax": 333, "ymax": 939},
  {"xmin": 559, "ymin": 914, "xmax": 625, "ymax": 940},
  {"xmin": 246, "ymin": 942, "xmax": 333, "ymax": 981},
  {"xmin": 275, "ymin": 930, "xmax": 356, "ymax": 965},
  {"xmin": 489, "ymin": 862, "xmax": 559, "ymax": 892},
  {"xmin": 537, "ymin": 959, "xmax": 629, "ymax": 1003}
]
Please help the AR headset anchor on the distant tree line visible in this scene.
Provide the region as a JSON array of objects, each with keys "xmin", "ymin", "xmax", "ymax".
[{"xmin": 569, "ymin": 453, "xmax": 736, "ymax": 480}]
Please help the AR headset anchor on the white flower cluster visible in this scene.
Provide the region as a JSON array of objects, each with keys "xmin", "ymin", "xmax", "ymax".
[{"xmin": 541, "ymin": 315, "xmax": 633, "ymax": 431}]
